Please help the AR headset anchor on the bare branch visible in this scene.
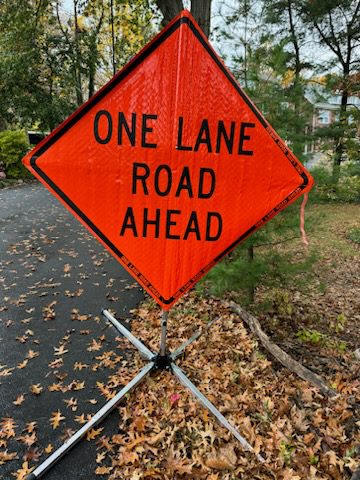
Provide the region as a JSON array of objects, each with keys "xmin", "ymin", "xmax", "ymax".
[
  {"xmin": 313, "ymin": 19, "xmax": 345, "ymax": 68},
  {"xmin": 328, "ymin": 10, "xmax": 345, "ymax": 65},
  {"xmin": 230, "ymin": 302, "xmax": 338, "ymax": 398},
  {"xmin": 56, "ymin": 0, "xmax": 71, "ymax": 47},
  {"xmin": 349, "ymin": 0, "xmax": 360, "ymax": 28}
]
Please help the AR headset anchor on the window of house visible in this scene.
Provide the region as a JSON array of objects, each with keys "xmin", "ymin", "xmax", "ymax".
[{"xmin": 318, "ymin": 109, "xmax": 330, "ymax": 124}]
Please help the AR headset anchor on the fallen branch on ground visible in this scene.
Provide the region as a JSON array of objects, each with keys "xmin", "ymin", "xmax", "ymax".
[{"xmin": 230, "ymin": 301, "xmax": 338, "ymax": 398}]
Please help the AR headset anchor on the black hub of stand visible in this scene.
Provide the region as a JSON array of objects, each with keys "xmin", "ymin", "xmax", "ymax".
[{"xmin": 153, "ymin": 353, "xmax": 172, "ymax": 370}]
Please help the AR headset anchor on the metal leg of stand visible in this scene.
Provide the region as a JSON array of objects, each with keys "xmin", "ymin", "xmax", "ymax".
[
  {"xmin": 171, "ymin": 316, "xmax": 222, "ymax": 361},
  {"xmin": 160, "ymin": 310, "xmax": 168, "ymax": 356},
  {"xmin": 171, "ymin": 363, "xmax": 265, "ymax": 463},
  {"xmin": 26, "ymin": 362, "xmax": 155, "ymax": 480},
  {"xmin": 102, "ymin": 309, "xmax": 155, "ymax": 360}
]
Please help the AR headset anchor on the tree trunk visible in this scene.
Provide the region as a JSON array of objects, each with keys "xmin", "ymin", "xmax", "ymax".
[
  {"xmin": 287, "ymin": 0, "xmax": 301, "ymax": 83},
  {"xmin": 191, "ymin": 0, "xmax": 211, "ymax": 38},
  {"xmin": 88, "ymin": 35, "xmax": 97, "ymax": 99},
  {"xmin": 155, "ymin": 0, "xmax": 184, "ymax": 26},
  {"xmin": 332, "ymin": 77, "xmax": 349, "ymax": 181},
  {"xmin": 73, "ymin": 0, "xmax": 83, "ymax": 105},
  {"xmin": 155, "ymin": 0, "xmax": 211, "ymax": 38},
  {"xmin": 110, "ymin": 0, "xmax": 116, "ymax": 76}
]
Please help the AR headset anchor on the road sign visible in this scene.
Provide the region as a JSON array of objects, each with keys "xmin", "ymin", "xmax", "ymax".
[{"xmin": 23, "ymin": 10, "xmax": 313, "ymax": 310}]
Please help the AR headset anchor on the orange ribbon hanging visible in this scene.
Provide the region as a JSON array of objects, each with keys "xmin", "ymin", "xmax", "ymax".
[{"xmin": 300, "ymin": 192, "xmax": 309, "ymax": 247}]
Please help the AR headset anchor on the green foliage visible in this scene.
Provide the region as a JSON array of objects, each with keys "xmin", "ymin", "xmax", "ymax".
[
  {"xmin": 0, "ymin": 130, "xmax": 29, "ymax": 178},
  {"xmin": 0, "ymin": 0, "xmax": 156, "ymax": 130},
  {"xmin": 270, "ymin": 289, "xmax": 293, "ymax": 316},
  {"xmin": 296, "ymin": 327, "xmax": 347, "ymax": 352},
  {"xmin": 239, "ymin": 38, "xmax": 312, "ymax": 162},
  {"xmin": 347, "ymin": 228, "xmax": 360, "ymax": 245},
  {"xmin": 203, "ymin": 249, "xmax": 267, "ymax": 298},
  {"xmin": 279, "ymin": 441, "xmax": 295, "ymax": 465},
  {"xmin": 296, "ymin": 328, "xmax": 325, "ymax": 344},
  {"xmin": 202, "ymin": 203, "xmax": 316, "ymax": 303},
  {"xmin": 0, "ymin": 0, "xmax": 76, "ymax": 130},
  {"xmin": 330, "ymin": 313, "xmax": 347, "ymax": 333},
  {"xmin": 309, "ymin": 455, "xmax": 319, "ymax": 466},
  {"xmin": 311, "ymin": 166, "xmax": 360, "ymax": 203}
]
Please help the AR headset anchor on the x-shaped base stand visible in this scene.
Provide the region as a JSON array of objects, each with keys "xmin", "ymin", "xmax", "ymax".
[{"xmin": 26, "ymin": 309, "xmax": 264, "ymax": 479}]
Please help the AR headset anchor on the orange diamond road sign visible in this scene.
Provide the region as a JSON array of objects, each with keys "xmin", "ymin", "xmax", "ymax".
[{"xmin": 23, "ymin": 10, "xmax": 313, "ymax": 310}]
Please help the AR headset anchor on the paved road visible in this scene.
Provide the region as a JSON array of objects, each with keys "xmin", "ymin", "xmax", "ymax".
[{"xmin": 0, "ymin": 183, "xmax": 144, "ymax": 479}]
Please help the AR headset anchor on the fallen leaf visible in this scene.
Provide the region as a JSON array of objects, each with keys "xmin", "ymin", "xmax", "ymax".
[
  {"xmin": 30, "ymin": 384, "xmax": 43, "ymax": 395},
  {"xmin": 0, "ymin": 450, "xmax": 17, "ymax": 464},
  {"xmin": 0, "ymin": 417, "xmax": 16, "ymax": 438},
  {"xmin": 95, "ymin": 466, "xmax": 113, "ymax": 474},
  {"xmin": 54, "ymin": 345, "xmax": 69, "ymax": 356},
  {"xmin": 87, "ymin": 428, "xmax": 104, "ymax": 441},
  {"xmin": 96, "ymin": 451, "xmax": 106, "ymax": 463},
  {"xmin": 11, "ymin": 461, "xmax": 34, "ymax": 480},
  {"xmin": 50, "ymin": 410, "xmax": 65, "ymax": 429},
  {"xmin": 13, "ymin": 395, "xmax": 25, "ymax": 406}
]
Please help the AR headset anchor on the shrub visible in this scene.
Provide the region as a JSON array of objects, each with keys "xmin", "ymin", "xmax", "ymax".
[
  {"xmin": 337, "ymin": 175, "xmax": 360, "ymax": 202},
  {"xmin": 310, "ymin": 165, "xmax": 360, "ymax": 203},
  {"xmin": 201, "ymin": 203, "xmax": 316, "ymax": 303},
  {"xmin": 0, "ymin": 130, "xmax": 30, "ymax": 179},
  {"xmin": 347, "ymin": 227, "xmax": 360, "ymax": 245}
]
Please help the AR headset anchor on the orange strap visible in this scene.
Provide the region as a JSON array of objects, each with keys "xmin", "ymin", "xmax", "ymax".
[{"xmin": 300, "ymin": 192, "xmax": 309, "ymax": 247}]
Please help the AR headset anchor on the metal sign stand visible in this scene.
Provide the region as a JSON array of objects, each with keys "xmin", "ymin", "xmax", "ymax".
[{"xmin": 26, "ymin": 309, "xmax": 264, "ymax": 479}]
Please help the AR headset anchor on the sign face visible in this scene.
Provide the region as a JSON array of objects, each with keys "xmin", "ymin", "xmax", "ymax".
[{"xmin": 23, "ymin": 10, "xmax": 313, "ymax": 310}]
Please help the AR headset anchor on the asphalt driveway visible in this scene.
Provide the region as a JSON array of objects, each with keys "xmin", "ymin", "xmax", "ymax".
[{"xmin": 0, "ymin": 182, "xmax": 144, "ymax": 479}]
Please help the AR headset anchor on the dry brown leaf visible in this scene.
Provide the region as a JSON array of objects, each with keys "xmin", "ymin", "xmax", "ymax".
[
  {"xmin": 42, "ymin": 301, "xmax": 56, "ymax": 321},
  {"xmin": 0, "ymin": 417, "xmax": 16, "ymax": 438},
  {"xmin": 205, "ymin": 445, "xmax": 237, "ymax": 471},
  {"xmin": 54, "ymin": 345, "xmax": 69, "ymax": 356},
  {"xmin": 30, "ymin": 384, "xmax": 43, "ymax": 395},
  {"xmin": 0, "ymin": 450, "xmax": 17, "ymax": 464},
  {"xmin": 73, "ymin": 362, "xmax": 88, "ymax": 371},
  {"xmin": 24, "ymin": 422, "xmax": 37, "ymax": 433},
  {"xmin": 63, "ymin": 263, "xmax": 71, "ymax": 273},
  {"xmin": 86, "ymin": 428, "xmax": 104, "ymax": 441},
  {"xmin": 146, "ymin": 431, "xmax": 166, "ymax": 445},
  {"xmin": 50, "ymin": 410, "xmax": 65, "ymax": 429},
  {"xmin": 11, "ymin": 461, "xmax": 34, "ymax": 480},
  {"xmin": 13, "ymin": 395, "xmax": 25, "ymax": 406},
  {"xmin": 63, "ymin": 397, "xmax": 78, "ymax": 411},
  {"xmin": 133, "ymin": 416, "xmax": 146, "ymax": 433},
  {"xmin": 26, "ymin": 350, "xmax": 39, "ymax": 359},
  {"xmin": 23, "ymin": 447, "xmax": 42, "ymax": 462},
  {"xmin": 44, "ymin": 444, "xmax": 53, "ymax": 454},
  {"xmin": 166, "ymin": 454, "xmax": 193, "ymax": 475},
  {"xmin": 17, "ymin": 359, "xmax": 29, "ymax": 369},
  {"xmin": 74, "ymin": 414, "xmax": 87, "ymax": 424},
  {"xmin": 96, "ymin": 436, "xmax": 114, "ymax": 452},
  {"xmin": 17, "ymin": 432, "xmax": 36, "ymax": 447},
  {"xmin": 48, "ymin": 382, "xmax": 63, "ymax": 392},
  {"xmin": 96, "ymin": 451, "xmax": 106, "ymax": 463},
  {"xmin": 95, "ymin": 466, "xmax": 113, "ymax": 475},
  {"xmin": 87, "ymin": 339, "xmax": 102, "ymax": 352}
]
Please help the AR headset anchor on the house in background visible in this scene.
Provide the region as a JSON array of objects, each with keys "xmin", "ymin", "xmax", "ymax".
[{"xmin": 304, "ymin": 82, "xmax": 360, "ymax": 162}]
